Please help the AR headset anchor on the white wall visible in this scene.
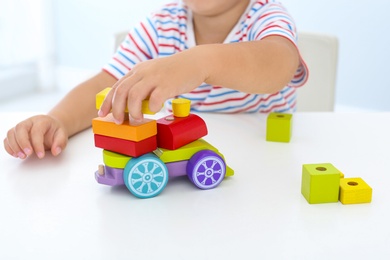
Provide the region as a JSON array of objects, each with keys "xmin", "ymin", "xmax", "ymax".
[
  {"xmin": 52, "ymin": 0, "xmax": 390, "ymax": 111},
  {"xmin": 282, "ymin": 0, "xmax": 390, "ymax": 111}
]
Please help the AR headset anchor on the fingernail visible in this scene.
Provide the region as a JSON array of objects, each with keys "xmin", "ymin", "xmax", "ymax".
[
  {"xmin": 23, "ymin": 148, "xmax": 32, "ymax": 156},
  {"xmin": 12, "ymin": 153, "xmax": 18, "ymax": 158},
  {"xmin": 98, "ymin": 109, "xmax": 104, "ymax": 117},
  {"xmin": 37, "ymin": 152, "xmax": 44, "ymax": 159},
  {"xmin": 114, "ymin": 118, "xmax": 122, "ymax": 125},
  {"xmin": 17, "ymin": 152, "xmax": 26, "ymax": 159},
  {"xmin": 54, "ymin": 147, "xmax": 62, "ymax": 156}
]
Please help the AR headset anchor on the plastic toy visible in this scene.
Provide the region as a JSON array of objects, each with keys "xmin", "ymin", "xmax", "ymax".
[
  {"xmin": 266, "ymin": 112, "xmax": 292, "ymax": 142},
  {"xmin": 93, "ymin": 88, "xmax": 234, "ymax": 199},
  {"xmin": 339, "ymin": 178, "xmax": 372, "ymax": 204},
  {"xmin": 301, "ymin": 163, "xmax": 341, "ymax": 204}
]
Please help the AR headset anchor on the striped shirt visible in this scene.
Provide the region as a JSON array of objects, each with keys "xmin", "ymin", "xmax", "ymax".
[{"xmin": 103, "ymin": 0, "xmax": 308, "ymax": 113}]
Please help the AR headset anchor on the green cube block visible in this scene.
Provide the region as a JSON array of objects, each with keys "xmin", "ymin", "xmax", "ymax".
[
  {"xmin": 266, "ymin": 112, "xmax": 292, "ymax": 142},
  {"xmin": 301, "ymin": 163, "xmax": 341, "ymax": 204}
]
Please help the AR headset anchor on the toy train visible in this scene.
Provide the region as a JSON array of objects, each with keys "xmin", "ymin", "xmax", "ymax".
[{"xmin": 92, "ymin": 88, "xmax": 234, "ymax": 199}]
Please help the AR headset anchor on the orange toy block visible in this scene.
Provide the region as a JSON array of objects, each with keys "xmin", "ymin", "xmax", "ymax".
[
  {"xmin": 92, "ymin": 114, "xmax": 157, "ymax": 142},
  {"xmin": 94, "ymin": 134, "xmax": 157, "ymax": 157},
  {"xmin": 156, "ymin": 114, "xmax": 208, "ymax": 150}
]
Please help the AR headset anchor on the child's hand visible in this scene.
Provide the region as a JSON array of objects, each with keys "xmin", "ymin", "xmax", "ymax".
[
  {"xmin": 98, "ymin": 50, "xmax": 205, "ymax": 123},
  {"xmin": 3, "ymin": 115, "xmax": 68, "ymax": 159}
]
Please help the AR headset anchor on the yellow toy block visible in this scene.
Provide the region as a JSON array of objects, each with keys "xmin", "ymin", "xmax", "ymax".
[
  {"xmin": 103, "ymin": 150, "xmax": 131, "ymax": 169},
  {"xmin": 92, "ymin": 114, "xmax": 157, "ymax": 142},
  {"xmin": 266, "ymin": 112, "xmax": 292, "ymax": 143},
  {"xmin": 96, "ymin": 87, "xmax": 157, "ymax": 114},
  {"xmin": 96, "ymin": 88, "xmax": 111, "ymax": 110},
  {"xmin": 301, "ymin": 163, "xmax": 341, "ymax": 204},
  {"xmin": 339, "ymin": 178, "xmax": 372, "ymax": 204},
  {"xmin": 172, "ymin": 98, "xmax": 191, "ymax": 117}
]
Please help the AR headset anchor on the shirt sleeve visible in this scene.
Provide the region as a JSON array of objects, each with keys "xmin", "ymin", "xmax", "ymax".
[
  {"xmin": 102, "ymin": 16, "xmax": 159, "ymax": 80},
  {"xmin": 248, "ymin": 1, "xmax": 309, "ymax": 88}
]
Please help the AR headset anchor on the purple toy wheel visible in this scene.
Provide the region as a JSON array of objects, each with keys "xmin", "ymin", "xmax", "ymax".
[{"xmin": 187, "ymin": 150, "xmax": 226, "ymax": 190}]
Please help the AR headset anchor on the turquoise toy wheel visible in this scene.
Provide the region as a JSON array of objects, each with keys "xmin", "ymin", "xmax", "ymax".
[{"xmin": 123, "ymin": 154, "xmax": 168, "ymax": 198}]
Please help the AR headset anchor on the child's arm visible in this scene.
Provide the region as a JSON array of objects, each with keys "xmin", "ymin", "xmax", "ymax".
[
  {"xmin": 98, "ymin": 36, "xmax": 299, "ymax": 123},
  {"xmin": 3, "ymin": 71, "xmax": 117, "ymax": 159}
]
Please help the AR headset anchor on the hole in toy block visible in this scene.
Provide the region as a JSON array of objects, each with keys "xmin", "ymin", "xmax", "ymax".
[
  {"xmin": 347, "ymin": 181, "xmax": 359, "ymax": 186},
  {"xmin": 276, "ymin": 115, "xmax": 285, "ymax": 118},
  {"xmin": 315, "ymin": 167, "xmax": 327, "ymax": 171}
]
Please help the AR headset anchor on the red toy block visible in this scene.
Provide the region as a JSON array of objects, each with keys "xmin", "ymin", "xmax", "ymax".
[
  {"xmin": 156, "ymin": 114, "xmax": 208, "ymax": 150},
  {"xmin": 94, "ymin": 134, "xmax": 157, "ymax": 157}
]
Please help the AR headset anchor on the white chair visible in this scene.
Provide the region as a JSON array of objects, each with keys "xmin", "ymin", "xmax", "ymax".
[
  {"xmin": 113, "ymin": 31, "xmax": 128, "ymax": 52},
  {"xmin": 112, "ymin": 31, "xmax": 339, "ymax": 112},
  {"xmin": 296, "ymin": 32, "xmax": 339, "ymax": 112}
]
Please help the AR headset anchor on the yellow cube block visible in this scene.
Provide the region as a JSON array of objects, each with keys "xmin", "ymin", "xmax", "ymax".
[
  {"xmin": 266, "ymin": 112, "xmax": 292, "ymax": 142},
  {"xmin": 339, "ymin": 178, "xmax": 372, "ymax": 204},
  {"xmin": 301, "ymin": 163, "xmax": 341, "ymax": 204}
]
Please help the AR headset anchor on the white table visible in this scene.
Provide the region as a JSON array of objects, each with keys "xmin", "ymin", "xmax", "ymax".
[{"xmin": 1, "ymin": 112, "xmax": 389, "ymax": 259}]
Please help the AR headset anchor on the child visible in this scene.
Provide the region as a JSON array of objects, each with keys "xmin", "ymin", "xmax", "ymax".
[{"xmin": 3, "ymin": 0, "xmax": 308, "ymax": 159}]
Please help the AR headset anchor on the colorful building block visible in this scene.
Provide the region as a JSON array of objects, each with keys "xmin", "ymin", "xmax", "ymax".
[
  {"xmin": 93, "ymin": 95, "xmax": 234, "ymax": 198},
  {"xmin": 103, "ymin": 150, "xmax": 130, "ymax": 169},
  {"xmin": 172, "ymin": 98, "xmax": 191, "ymax": 117},
  {"xmin": 339, "ymin": 178, "xmax": 372, "ymax": 204},
  {"xmin": 94, "ymin": 134, "xmax": 157, "ymax": 157},
  {"xmin": 96, "ymin": 87, "xmax": 158, "ymax": 114},
  {"xmin": 156, "ymin": 114, "xmax": 208, "ymax": 150},
  {"xmin": 266, "ymin": 112, "xmax": 292, "ymax": 142},
  {"xmin": 301, "ymin": 163, "xmax": 341, "ymax": 204},
  {"xmin": 92, "ymin": 114, "xmax": 157, "ymax": 141},
  {"xmin": 96, "ymin": 87, "xmax": 111, "ymax": 110},
  {"xmin": 95, "ymin": 165, "xmax": 125, "ymax": 186}
]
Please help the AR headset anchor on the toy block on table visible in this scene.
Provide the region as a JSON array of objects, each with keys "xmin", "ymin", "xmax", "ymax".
[
  {"xmin": 156, "ymin": 114, "xmax": 208, "ymax": 150},
  {"xmin": 339, "ymin": 178, "xmax": 372, "ymax": 204},
  {"xmin": 94, "ymin": 134, "xmax": 157, "ymax": 157},
  {"xmin": 96, "ymin": 87, "xmax": 158, "ymax": 115},
  {"xmin": 92, "ymin": 113, "xmax": 157, "ymax": 141},
  {"xmin": 266, "ymin": 112, "xmax": 292, "ymax": 142},
  {"xmin": 301, "ymin": 163, "xmax": 341, "ymax": 204}
]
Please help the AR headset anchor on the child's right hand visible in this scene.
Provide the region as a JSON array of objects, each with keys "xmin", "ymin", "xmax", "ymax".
[{"xmin": 3, "ymin": 115, "xmax": 68, "ymax": 159}]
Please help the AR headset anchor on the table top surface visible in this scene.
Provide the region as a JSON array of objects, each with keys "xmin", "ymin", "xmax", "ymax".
[{"xmin": 1, "ymin": 112, "xmax": 389, "ymax": 259}]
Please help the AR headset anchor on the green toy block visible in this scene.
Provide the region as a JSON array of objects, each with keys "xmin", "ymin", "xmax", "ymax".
[
  {"xmin": 301, "ymin": 163, "xmax": 341, "ymax": 204},
  {"xmin": 266, "ymin": 112, "xmax": 292, "ymax": 142}
]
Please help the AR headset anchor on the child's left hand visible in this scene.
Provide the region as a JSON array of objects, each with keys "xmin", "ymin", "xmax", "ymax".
[{"xmin": 98, "ymin": 49, "xmax": 205, "ymax": 123}]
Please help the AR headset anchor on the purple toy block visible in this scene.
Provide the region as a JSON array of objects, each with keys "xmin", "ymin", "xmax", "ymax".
[
  {"xmin": 95, "ymin": 166, "xmax": 124, "ymax": 186},
  {"xmin": 166, "ymin": 161, "xmax": 188, "ymax": 178}
]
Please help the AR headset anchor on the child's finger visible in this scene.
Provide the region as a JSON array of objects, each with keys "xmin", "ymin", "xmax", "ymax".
[
  {"xmin": 149, "ymin": 89, "xmax": 168, "ymax": 113},
  {"xmin": 50, "ymin": 128, "xmax": 67, "ymax": 156},
  {"xmin": 13, "ymin": 122, "xmax": 34, "ymax": 158},
  {"xmin": 126, "ymin": 81, "xmax": 151, "ymax": 121},
  {"xmin": 30, "ymin": 126, "xmax": 46, "ymax": 159},
  {"xmin": 98, "ymin": 87, "xmax": 116, "ymax": 117},
  {"xmin": 3, "ymin": 137, "xmax": 18, "ymax": 158}
]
